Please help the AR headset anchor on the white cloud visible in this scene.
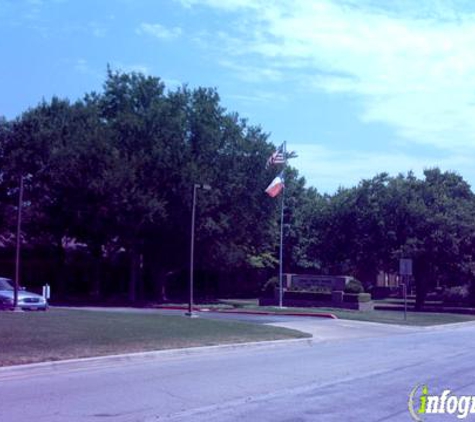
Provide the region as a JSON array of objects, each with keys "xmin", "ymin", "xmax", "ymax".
[
  {"xmin": 227, "ymin": 90, "xmax": 288, "ymax": 104},
  {"xmin": 73, "ymin": 59, "xmax": 102, "ymax": 79},
  {"xmin": 292, "ymin": 142, "xmax": 474, "ymax": 193},
  {"xmin": 75, "ymin": 58, "xmax": 88, "ymax": 73},
  {"xmin": 180, "ymin": 0, "xmax": 475, "ymax": 153},
  {"xmin": 178, "ymin": 0, "xmax": 258, "ymax": 10},
  {"xmin": 137, "ymin": 22, "xmax": 182, "ymax": 40},
  {"xmin": 219, "ymin": 59, "xmax": 283, "ymax": 83},
  {"xmin": 90, "ymin": 23, "xmax": 107, "ymax": 38},
  {"xmin": 108, "ymin": 62, "xmax": 152, "ymax": 76},
  {"xmin": 163, "ymin": 78, "xmax": 182, "ymax": 89},
  {"xmin": 61, "ymin": 21, "xmax": 109, "ymax": 38}
]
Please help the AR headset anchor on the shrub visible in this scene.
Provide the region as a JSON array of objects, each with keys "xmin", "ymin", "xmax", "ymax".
[
  {"xmin": 344, "ymin": 278, "xmax": 364, "ymax": 294},
  {"xmin": 262, "ymin": 276, "xmax": 278, "ymax": 292},
  {"xmin": 285, "ymin": 291, "xmax": 333, "ymax": 301},
  {"xmin": 370, "ymin": 286, "xmax": 392, "ymax": 300},
  {"xmin": 344, "ymin": 293, "xmax": 371, "ymax": 303},
  {"xmin": 260, "ymin": 276, "xmax": 279, "ymax": 298},
  {"xmin": 443, "ymin": 285, "xmax": 470, "ymax": 305}
]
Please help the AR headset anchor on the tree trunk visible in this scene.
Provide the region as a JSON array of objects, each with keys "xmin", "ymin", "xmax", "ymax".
[
  {"xmin": 146, "ymin": 246, "xmax": 168, "ymax": 303},
  {"xmin": 155, "ymin": 269, "xmax": 168, "ymax": 303},
  {"xmin": 137, "ymin": 253, "xmax": 144, "ymax": 301},
  {"xmin": 55, "ymin": 237, "xmax": 67, "ymax": 300},
  {"xmin": 128, "ymin": 247, "xmax": 140, "ymax": 303},
  {"xmin": 415, "ymin": 278, "xmax": 426, "ymax": 311},
  {"xmin": 90, "ymin": 242, "xmax": 102, "ymax": 300},
  {"xmin": 414, "ymin": 258, "xmax": 428, "ymax": 311}
]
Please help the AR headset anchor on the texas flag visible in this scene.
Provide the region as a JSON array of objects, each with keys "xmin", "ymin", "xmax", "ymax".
[{"xmin": 265, "ymin": 173, "xmax": 284, "ymax": 197}]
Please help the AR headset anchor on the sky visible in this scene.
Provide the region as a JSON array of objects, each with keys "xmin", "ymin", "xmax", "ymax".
[{"xmin": 2, "ymin": 0, "xmax": 475, "ymax": 193}]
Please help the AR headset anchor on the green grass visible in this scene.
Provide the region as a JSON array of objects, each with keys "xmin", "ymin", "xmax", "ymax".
[
  {"xmin": 236, "ymin": 305, "xmax": 475, "ymax": 326},
  {"xmin": 312, "ymin": 308, "xmax": 475, "ymax": 326},
  {"xmin": 218, "ymin": 299, "xmax": 259, "ymax": 307},
  {"xmin": 0, "ymin": 309, "xmax": 308, "ymax": 367},
  {"xmin": 374, "ymin": 298, "xmax": 443, "ymax": 305},
  {"xmin": 162, "ymin": 301, "xmax": 475, "ymax": 327},
  {"xmin": 224, "ymin": 306, "xmax": 475, "ymax": 327}
]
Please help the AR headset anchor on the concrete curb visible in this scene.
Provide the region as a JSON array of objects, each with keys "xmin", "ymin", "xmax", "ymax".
[
  {"xmin": 0, "ymin": 337, "xmax": 315, "ymax": 378},
  {"xmin": 421, "ymin": 319, "xmax": 475, "ymax": 331},
  {"xmin": 155, "ymin": 305, "xmax": 338, "ymax": 319}
]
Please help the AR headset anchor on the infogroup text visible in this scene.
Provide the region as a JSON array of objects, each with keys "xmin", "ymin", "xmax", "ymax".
[{"xmin": 409, "ymin": 385, "xmax": 475, "ymax": 420}]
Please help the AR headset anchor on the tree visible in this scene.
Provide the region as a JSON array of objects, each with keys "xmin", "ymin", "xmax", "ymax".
[{"xmin": 5, "ymin": 68, "xmax": 475, "ymax": 308}]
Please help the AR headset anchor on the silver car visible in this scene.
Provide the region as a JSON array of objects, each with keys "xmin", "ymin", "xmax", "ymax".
[{"xmin": 0, "ymin": 277, "xmax": 48, "ymax": 311}]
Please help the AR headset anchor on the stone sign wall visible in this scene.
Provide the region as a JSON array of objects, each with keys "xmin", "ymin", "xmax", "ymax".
[
  {"xmin": 260, "ymin": 274, "xmax": 373, "ymax": 311},
  {"xmin": 289, "ymin": 274, "xmax": 352, "ymax": 292}
]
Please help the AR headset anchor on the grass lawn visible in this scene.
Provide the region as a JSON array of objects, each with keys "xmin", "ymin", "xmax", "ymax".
[
  {"xmin": 231, "ymin": 306, "xmax": 475, "ymax": 326},
  {"xmin": 218, "ymin": 299, "xmax": 260, "ymax": 308},
  {"xmin": 0, "ymin": 309, "xmax": 308, "ymax": 367},
  {"xmin": 195, "ymin": 300, "xmax": 475, "ymax": 327},
  {"xmin": 299, "ymin": 308, "xmax": 475, "ymax": 326}
]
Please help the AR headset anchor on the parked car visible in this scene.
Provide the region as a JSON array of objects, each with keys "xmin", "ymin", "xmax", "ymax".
[{"xmin": 0, "ymin": 277, "xmax": 48, "ymax": 311}]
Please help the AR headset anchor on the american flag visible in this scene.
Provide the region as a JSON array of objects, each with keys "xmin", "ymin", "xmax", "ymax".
[{"xmin": 266, "ymin": 143, "xmax": 286, "ymax": 167}]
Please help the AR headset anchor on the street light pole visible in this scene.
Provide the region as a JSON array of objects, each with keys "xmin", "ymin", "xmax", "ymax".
[
  {"xmin": 187, "ymin": 183, "xmax": 211, "ymax": 317},
  {"xmin": 13, "ymin": 175, "xmax": 24, "ymax": 312}
]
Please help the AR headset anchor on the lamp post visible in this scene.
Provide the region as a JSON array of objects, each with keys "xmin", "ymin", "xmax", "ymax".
[
  {"xmin": 13, "ymin": 175, "xmax": 24, "ymax": 312},
  {"xmin": 186, "ymin": 183, "xmax": 211, "ymax": 317}
]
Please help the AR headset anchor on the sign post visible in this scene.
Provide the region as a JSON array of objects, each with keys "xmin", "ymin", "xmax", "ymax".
[
  {"xmin": 402, "ymin": 281, "xmax": 407, "ymax": 321},
  {"xmin": 399, "ymin": 258, "xmax": 413, "ymax": 321}
]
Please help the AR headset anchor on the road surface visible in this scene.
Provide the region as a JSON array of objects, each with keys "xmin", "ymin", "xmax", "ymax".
[{"xmin": 1, "ymin": 315, "xmax": 474, "ymax": 421}]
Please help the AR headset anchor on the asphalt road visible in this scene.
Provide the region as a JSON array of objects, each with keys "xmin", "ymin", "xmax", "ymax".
[{"xmin": 1, "ymin": 314, "xmax": 475, "ymax": 422}]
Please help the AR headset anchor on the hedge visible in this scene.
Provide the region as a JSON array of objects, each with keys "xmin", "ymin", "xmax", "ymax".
[{"xmin": 344, "ymin": 293, "xmax": 372, "ymax": 303}]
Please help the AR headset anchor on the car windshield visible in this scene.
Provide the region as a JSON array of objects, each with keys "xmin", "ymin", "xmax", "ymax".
[{"xmin": 0, "ymin": 278, "xmax": 13, "ymax": 290}]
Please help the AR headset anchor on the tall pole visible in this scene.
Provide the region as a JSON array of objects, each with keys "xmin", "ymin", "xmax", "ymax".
[
  {"xmin": 278, "ymin": 141, "xmax": 287, "ymax": 308},
  {"xmin": 13, "ymin": 175, "xmax": 24, "ymax": 311},
  {"xmin": 266, "ymin": 141, "xmax": 296, "ymax": 308},
  {"xmin": 188, "ymin": 184, "xmax": 198, "ymax": 317},
  {"xmin": 279, "ymin": 184, "xmax": 285, "ymax": 308},
  {"xmin": 187, "ymin": 183, "xmax": 211, "ymax": 317},
  {"xmin": 403, "ymin": 275, "xmax": 408, "ymax": 321}
]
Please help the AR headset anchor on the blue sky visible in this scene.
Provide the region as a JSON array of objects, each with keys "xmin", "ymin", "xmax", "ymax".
[{"xmin": 2, "ymin": 0, "xmax": 475, "ymax": 193}]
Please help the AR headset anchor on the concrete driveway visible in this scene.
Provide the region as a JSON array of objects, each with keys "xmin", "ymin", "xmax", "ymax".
[{"xmin": 61, "ymin": 306, "xmax": 420, "ymax": 341}]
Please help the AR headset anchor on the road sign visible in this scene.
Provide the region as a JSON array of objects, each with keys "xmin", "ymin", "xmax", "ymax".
[{"xmin": 399, "ymin": 258, "xmax": 413, "ymax": 276}]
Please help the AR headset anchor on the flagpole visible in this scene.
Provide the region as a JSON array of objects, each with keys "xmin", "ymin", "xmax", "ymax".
[
  {"xmin": 265, "ymin": 140, "xmax": 295, "ymax": 309},
  {"xmin": 279, "ymin": 180, "xmax": 285, "ymax": 308},
  {"xmin": 278, "ymin": 141, "xmax": 287, "ymax": 308}
]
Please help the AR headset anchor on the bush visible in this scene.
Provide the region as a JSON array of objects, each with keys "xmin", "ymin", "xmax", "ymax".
[
  {"xmin": 344, "ymin": 278, "xmax": 364, "ymax": 294},
  {"xmin": 285, "ymin": 291, "xmax": 333, "ymax": 302},
  {"xmin": 443, "ymin": 285, "xmax": 470, "ymax": 305},
  {"xmin": 370, "ymin": 286, "xmax": 392, "ymax": 299},
  {"xmin": 262, "ymin": 276, "xmax": 278, "ymax": 292},
  {"xmin": 344, "ymin": 293, "xmax": 371, "ymax": 303},
  {"xmin": 260, "ymin": 276, "xmax": 279, "ymax": 298}
]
